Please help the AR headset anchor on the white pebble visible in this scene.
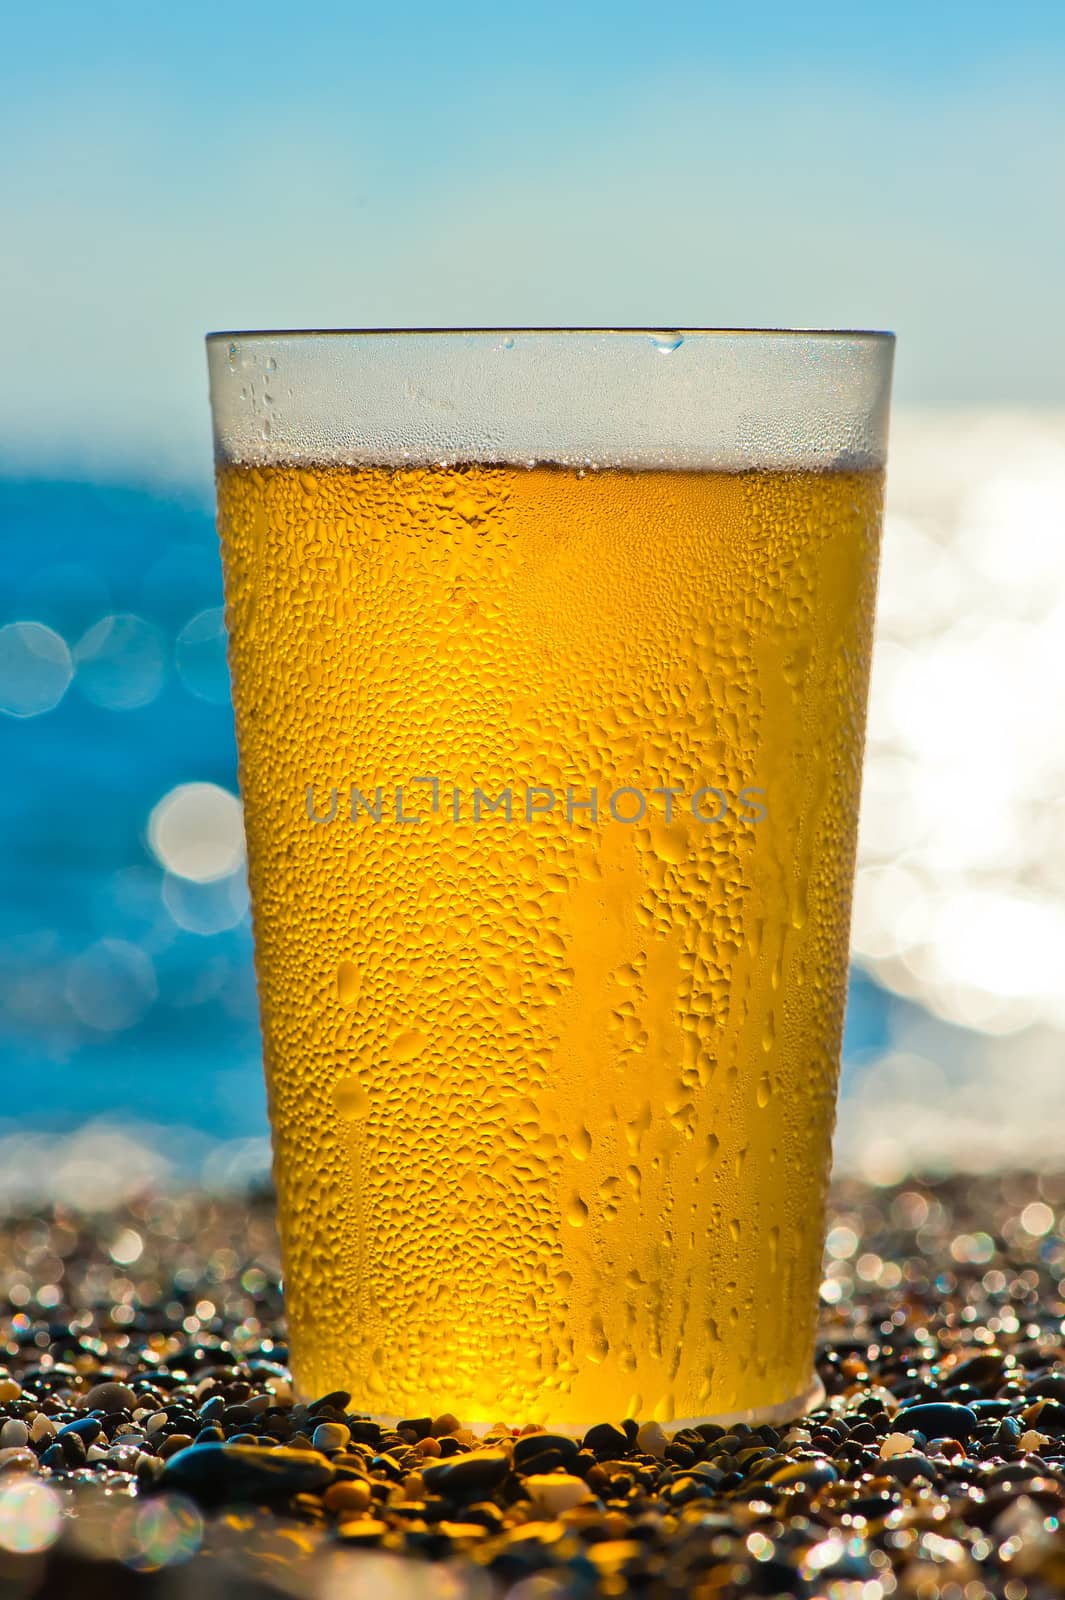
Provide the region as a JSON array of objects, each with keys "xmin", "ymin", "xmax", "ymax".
[
  {"xmin": 30, "ymin": 1414, "xmax": 56, "ymax": 1444},
  {"xmin": 312, "ymin": 1422, "xmax": 351, "ymax": 1452},
  {"xmin": 880, "ymin": 1432, "xmax": 916, "ymax": 1460},
  {"xmin": 636, "ymin": 1421, "xmax": 669, "ymax": 1459},
  {"xmin": 146, "ymin": 1411, "xmax": 169, "ymax": 1435},
  {"xmin": 0, "ymin": 1420, "xmax": 28, "ymax": 1449},
  {"xmin": 524, "ymin": 1473, "xmax": 594, "ymax": 1514},
  {"xmin": 86, "ymin": 1445, "xmax": 109, "ymax": 1462},
  {"xmin": 1020, "ymin": 1429, "xmax": 1050, "ymax": 1452},
  {"xmin": 245, "ymin": 1393, "xmax": 274, "ymax": 1415}
]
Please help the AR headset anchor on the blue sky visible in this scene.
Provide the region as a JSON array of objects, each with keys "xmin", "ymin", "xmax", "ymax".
[{"xmin": 3, "ymin": 0, "xmax": 1063, "ymax": 482}]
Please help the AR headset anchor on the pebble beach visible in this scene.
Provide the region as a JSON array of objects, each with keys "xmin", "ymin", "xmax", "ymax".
[{"xmin": 2, "ymin": 1173, "xmax": 1065, "ymax": 1597}]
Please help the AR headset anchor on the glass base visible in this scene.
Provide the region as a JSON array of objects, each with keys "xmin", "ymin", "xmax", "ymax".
[{"xmin": 364, "ymin": 1374, "xmax": 826, "ymax": 1439}]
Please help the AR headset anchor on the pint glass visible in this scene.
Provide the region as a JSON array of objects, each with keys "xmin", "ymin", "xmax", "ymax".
[{"xmin": 206, "ymin": 330, "xmax": 893, "ymax": 1429}]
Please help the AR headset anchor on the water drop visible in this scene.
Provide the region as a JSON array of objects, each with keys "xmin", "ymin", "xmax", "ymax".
[
  {"xmin": 336, "ymin": 961, "xmax": 359, "ymax": 1007},
  {"xmin": 333, "ymin": 1075, "xmax": 370, "ymax": 1120},
  {"xmin": 501, "ymin": 336, "xmax": 515, "ymax": 350},
  {"xmin": 565, "ymin": 1194, "xmax": 588, "ymax": 1228},
  {"xmin": 757, "ymin": 1073, "xmax": 772, "ymax": 1108},
  {"xmin": 650, "ymin": 332, "xmax": 684, "ymax": 354},
  {"xmin": 227, "ymin": 342, "xmax": 238, "ymax": 367},
  {"xmin": 390, "ymin": 1028, "xmax": 427, "ymax": 1062},
  {"xmin": 586, "ymin": 1316, "xmax": 609, "ymax": 1365},
  {"xmin": 570, "ymin": 1125, "xmax": 592, "ymax": 1162}
]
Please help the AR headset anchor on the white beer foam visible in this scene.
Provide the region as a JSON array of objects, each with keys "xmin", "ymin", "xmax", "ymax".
[{"xmin": 207, "ymin": 330, "xmax": 893, "ymax": 472}]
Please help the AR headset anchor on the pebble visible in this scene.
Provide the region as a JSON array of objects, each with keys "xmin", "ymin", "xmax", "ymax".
[
  {"xmin": 311, "ymin": 1422, "xmax": 351, "ymax": 1452},
  {"xmin": 3, "ymin": 1169, "xmax": 1065, "ymax": 1596},
  {"xmin": 635, "ymin": 1421, "xmax": 669, "ymax": 1459},
  {"xmin": 524, "ymin": 1473, "xmax": 594, "ymax": 1514},
  {"xmin": 421, "ymin": 1449, "xmax": 511, "ymax": 1496},
  {"xmin": 880, "ymin": 1430, "xmax": 916, "ymax": 1458},
  {"xmin": 512, "ymin": 1432, "xmax": 581, "ymax": 1469},
  {"xmin": 582, "ymin": 1422, "xmax": 629, "ymax": 1459},
  {"xmin": 81, "ymin": 1380, "xmax": 137, "ymax": 1414},
  {"xmin": 157, "ymin": 1442, "xmax": 335, "ymax": 1507},
  {"xmin": 322, "ymin": 1480, "xmax": 373, "ymax": 1515},
  {"xmin": 895, "ymin": 1401, "xmax": 978, "ymax": 1442}
]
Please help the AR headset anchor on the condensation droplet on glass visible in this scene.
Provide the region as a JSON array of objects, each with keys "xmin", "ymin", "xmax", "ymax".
[
  {"xmin": 565, "ymin": 1194, "xmax": 588, "ymax": 1228},
  {"xmin": 333, "ymin": 1076, "xmax": 370, "ymax": 1120},
  {"xmin": 501, "ymin": 336, "xmax": 515, "ymax": 350},
  {"xmin": 651, "ymin": 332, "xmax": 684, "ymax": 354},
  {"xmin": 337, "ymin": 961, "xmax": 359, "ymax": 1006},
  {"xmin": 265, "ymin": 357, "xmax": 277, "ymax": 373},
  {"xmin": 227, "ymin": 343, "xmax": 238, "ymax": 367}
]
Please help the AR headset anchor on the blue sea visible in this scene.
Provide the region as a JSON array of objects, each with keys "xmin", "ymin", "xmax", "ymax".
[{"xmin": 0, "ymin": 476, "xmax": 897, "ymax": 1180}]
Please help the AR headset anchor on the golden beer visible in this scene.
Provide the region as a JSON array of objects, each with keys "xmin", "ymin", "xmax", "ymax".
[{"xmin": 215, "ymin": 455, "xmax": 884, "ymax": 1426}]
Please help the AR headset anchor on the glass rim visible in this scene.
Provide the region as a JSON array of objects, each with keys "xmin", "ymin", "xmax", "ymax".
[{"xmin": 206, "ymin": 326, "xmax": 895, "ymax": 344}]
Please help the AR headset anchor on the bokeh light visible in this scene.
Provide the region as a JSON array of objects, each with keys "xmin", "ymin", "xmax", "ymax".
[
  {"xmin": 148, "ymin": 782, "xmax": 245, "ymax": 883},
  {"xmin": 176, "ymin": 605, "xmax": 231, "ymax": 703},
  {"xmin": 66, "ymin": 938, "xmax": 158, "ymax": 1032},
  {"xmin": 0, "ymin": 621, "xmax": 72, "ymax": 717},
  {"xmin": 163, "ymin": 868, "xmax": 249, "ymax": 935},
  {"xmin": 111, "ymin": 1495, "xmax": 204, "ymax": 1570},
  {"xmin": 0, "ymin": 1479, "xmax": 63, "ymax": 1555},
  {"xmin": 74, "ymin": 612, "xmax": 167, "ymax": 709}
]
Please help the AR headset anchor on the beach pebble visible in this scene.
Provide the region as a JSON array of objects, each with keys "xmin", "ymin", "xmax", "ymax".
[
  {"xmin": 0, "ymin": 1420, "xmax": 28, "ymax": 1449},
  {"xmin": 880, "ymin": 1432, "xmax": 916, "ymax": 1459},
  {"xmin": 81, "ymin": 1381, "xmax": 137, "ymax": 1414},
  {"xmin": 512, "ymin": 1432, "xmax": 580, "ymax": 1469},
  {"xmin": 157, "ymin": 1442, "xmax": 335, "ymax": 1507},
  {"xmin": 524, "ymin": 1473, "xmax": 594, "ymax": 1514},
  {"xmin": 0, "ymin": 1381, "xmax": 22, "ymax": 1404},
  {"xmin": 0, "ymin": 1448, "xmax": 37, "ymax": 1474},
  {"xmin": 29, "ymin": 1414, "xmax": 56, "ymax": 1445},
  {"xmin": 895, "ymin": 1403, "xmax": 977, "ymax": 1442},
  {"xmin": 635, "ymin": 1421, "xmax": 669, "ymax": 1459},
  {"xmin": 311, "ymin": 1422, "xmax": 351, "ymax": 1452},
  {"xmin": 582, "ymin": 1423, "xmax": 629, "ymax": 1459},
  {"xmin": 422, "ymin": 1449, "xmax": 511, "ymax": 1496},
  {"xmin": 322, "ymin": 1479, "xmax": 373, "ymax": 1515}
]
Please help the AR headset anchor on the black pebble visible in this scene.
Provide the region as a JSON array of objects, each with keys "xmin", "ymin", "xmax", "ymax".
[
  {"xmin": 582, "ymin": 1422, "xmax": 629, "ymax": 1458},
  {"xmin": 422, "ymin": 1449, "xmax": 511, "ymax": 1497},
  {"xmin": 895, "ymin": 1402, "xmax": 977, "ymax": 1442},
  {"xmin": 513, "ymin": 1432, "xmax": 580, "ymax": 1469},
  {"xmin": 876, "ymin": 1453, "xmax": 938, "ymax": 1485},
  {"xmin": 156, "ymin": 1442, "xmax": 335, "ymax": 1508}
]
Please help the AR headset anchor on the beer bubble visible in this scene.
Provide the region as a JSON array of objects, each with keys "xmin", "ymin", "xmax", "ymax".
[{"xmin": 332, "ymin": 1075, "xmax": 370, "ymax": 1120}]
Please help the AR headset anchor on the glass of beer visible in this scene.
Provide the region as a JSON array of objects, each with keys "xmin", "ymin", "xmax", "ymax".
[{"xmin": 206, "ymin": 329, "xmax": 893, "ymax": 1429}]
